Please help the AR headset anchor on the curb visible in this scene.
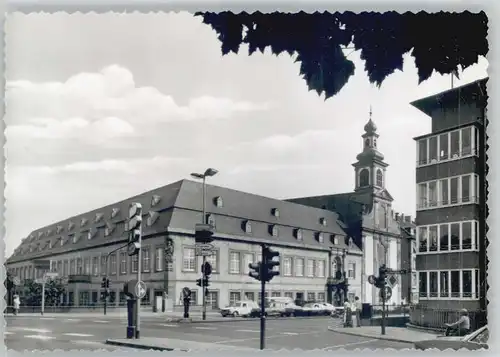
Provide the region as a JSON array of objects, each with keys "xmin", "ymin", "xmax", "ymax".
[
  {"xmin": 327, "ymin": 326, "xmax": 415, "ymax": 344},
  {"xmin": 105, "ymin": 339, "xmax": 186, "ymax": 352},
  {"xmin": 178, "ymin": 315, "xmax": 332, "ymax": 324}
]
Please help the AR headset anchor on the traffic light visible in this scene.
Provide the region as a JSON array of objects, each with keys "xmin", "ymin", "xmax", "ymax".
[
  {"xmin": 196, "ymin": 276, "xmax": 210, "ymax": 287},
  {"xmin": 106, "ymin": 279, "xmax": 110, "ymax": 289},
  {"xmin": 195, "ymin": 223, "xmax": 215, "ymax": 244},
  {"xmin": 127, "ymin": 202, "xmax": 143, "ymax": 256},
  {"xmin": 202, "ymin": 261, "xmax": 212, "ymax": 277},
  {"xmin": 263, "ymin": 245, "xmax": 280, "ymax": 282},
  {"xmin": 249, "ymin": 262, "xmax": 262, "ymax": 281},
  {"xmin": 101, "ymin": 277, "xmax": 107, "ymax": 289},
  {"xmin": 375, "ymin": 265, "xmax": 388, "ymax": 289}
]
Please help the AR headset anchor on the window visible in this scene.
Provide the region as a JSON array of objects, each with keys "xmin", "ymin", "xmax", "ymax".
[
  {"xmin": 429, "ymin": 272, "xmax": 438, "ymax": 297},
  {"xmin": 307, "ymin": 260, "xmax": 314, "ymax": 277},
  {"xmin": 450, "ymin": 177, "xmax": 459, "ymax": 204},
  {"xmin": 229, "ymin": 292, "xmax": 241, "ymax": 305},
  {"xmin": 76, "ymin": 258, "xmax": 83, "ymax": 274},
  {"xmin": 155, "ymin": 247, "xmax": 163, "ymax": 272},
  {"xmin": 450, "ymin": 130, "xmax": 460, "ymax": 158},
  {"xmin": 271, "ymin": 208, "xmax": 280, "ymax": 217},
  {"xmin": 110, "ymin": 254, "xmax": 117, "ymax": 275},
  {"xmin": 70, "ymin": 260, "xmax": 76, "ymax": 275},
  {"xmin": 419, "ymin": 272, "xmax": 428, "ymax": 297},
  {"xmin": 439, "ymin": 224, "xmax": 449, "ymax": 251},
  {"xmin": 120, "ymin": 252, "xmax": 127, "ymax": 274},
  {"xmin": 317, "ymin": 292, "xmax": 325, "ymax": 302},
  {"xmin": 229, "ymin": 252, "xmax": 240, "ymax": 274},
  {"xmin": 475, "ymin": 269, "xmax": 480, "ymax": 299},
  {"xmin": 429, "ymin": 136, "xmax": 438, "ymax": 162},
  {"xmin": 451, "ymin": 270, "xmax": 460, "ymax": 298},
  {"xmin": 271, "ymin": 291, "xmax": 281, "ymax": 297},
  {"xmin": 462, "ymin": 127, "xmax": 472, "ymax": 155},
  {"xmin": 428, "ymin": 181, "xmax": 437, "ymax": 207},
  {"xmin": 316, "ymin": 232, "xmax": 324, "ymax": 243},
  {"xmin": 63, "ymin": 260, "xmax": 68, "ymax": 276},
  {"xmin": 439, "ymin": 133, "xmax": 449, "ymax": 160},
  {"xmin": 348, "ymin": 263, "xmax": 356, "ymax": 279},
  {"xmin": 307, "ymin": 292, "xmax": 315, "ymax": 301},
  {"xmin": 463, "ymin": 270, "xmax": 472, "ymax": 298},
  {"xmin": 100, "ymin": 256, "xmax": 106, "ymax": 276},
  {"xmin": 376, "ymin": 169, "xmax": 383, "ymax": 187},
  {"xmin": 183, "ymin": 248, "xmax": 196, "ymax": 272},
  {"xmin": 84, "ymin": 258, "xmax": 91, "ymax": 274},
  {"xmin": 418, "ymin": 183, "xmax": 427, "ymax": 208},
  {"xmin": 245, "ymin": 292, "xmax": 255, "ymax": 301},
  {"xmin": 462, "ymin": 222, "xmax": 472, "ymax": 250},
  {"xmin": 142, "ymin": 247, "xmax": 150, "ymax": 272},
  {"xmin": 450, "ymin": 223, "xmax": 460, "ymax": 250},
  {"xmin": 295, "ymin": 258, "xmax": 304, "ymax": 277},
  {"xmin": 440, "ymin": 271, "xmax": 449, "ymax": 297},
  {"xmin": 418, "ymin": 227, "xmax": 428, "ymax": 252},
  {"xmin": 283, "ymin": 257, "xmax": 292, "ymax": 276},
  {"xmin": 428, "ymin": 226, "xmax": 438, "ymax": 252},
  {"xmin": 269, "ymin": 225, "xmax": 279, "ymax": 237},
  {"xmin": 131, "ymin": 255, "xmax": 138, "ymax": 273},
  {"xmin": 418, "ymin": 139, "xmax": 428, "ymax": 165},
  {"xmin": 92, "ymin": 257, "xmax": 99, "ymax": 276},
  {"xmin": 462, "ymin": 175, "xmax": 470, "ymax": 203},
  {"xmin": 359, "ymin": 169, "xmax": 369, "ymax": 187},
  {"xmin": 207, "ymin": 252, "xmax": 218, "ymax": 273},
  {"xmin": 315, "ymin": 260, "xmax": 325, "ymax": 278},
  {"xmin": 294, "ymin": 228, "xmax": 303, "ymax": 240},
  {"xmin": 440, "ymin": 179, "xmax": 449, "ymax": 205}
]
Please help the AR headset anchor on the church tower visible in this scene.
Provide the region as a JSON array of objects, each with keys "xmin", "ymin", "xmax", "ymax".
[{"xmin": 352, "ymin": 107, "xmax": 389, "ymax": 193}]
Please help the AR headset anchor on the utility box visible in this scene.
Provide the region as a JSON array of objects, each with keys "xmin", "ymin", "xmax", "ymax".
[{"xmin": 361, "ymin": 303, "xmax": 373, "ymax": 319}]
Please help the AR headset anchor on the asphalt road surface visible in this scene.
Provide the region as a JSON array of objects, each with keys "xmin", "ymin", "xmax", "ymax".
[{"xmin": 5, "ymin": 315, "xmax": 413, "ymax": 351}]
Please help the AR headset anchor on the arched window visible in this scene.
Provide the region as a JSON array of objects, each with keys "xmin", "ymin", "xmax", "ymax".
[
  {"xmin": 376, "ymin": 169, "xmax": 383, "ymax": 187},
  {"xmin": 364, "ymin": 138, "xmax": 370, "ymax": 148},
  {"xmin": 359, "ymin": 169, "xmax": 370, "ymax": 187}
]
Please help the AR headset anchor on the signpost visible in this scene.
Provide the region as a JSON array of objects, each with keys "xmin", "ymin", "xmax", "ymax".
[
  {"xmin": 379, "ymin": 286, "xmax": 392, "ymax": 301},
  {"xmin": 195, "ymin": 243, "xmax": 215, "ymax": 256},
  {"xmin": 135, "ymin": 281, "xmax": 147, "ymax": 300}
]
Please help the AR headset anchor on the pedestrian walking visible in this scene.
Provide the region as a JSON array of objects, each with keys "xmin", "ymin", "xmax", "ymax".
[
  {"xmin": 13, "ymin": 294, "xmax": 20, "ymax": 316},
  {"xmin": 354, "ymin": 296, "xmax": 362, "ymax": 327},
  {"xmin": 343, "ymin": 300, "xmax": 353, "ymax": 327}
]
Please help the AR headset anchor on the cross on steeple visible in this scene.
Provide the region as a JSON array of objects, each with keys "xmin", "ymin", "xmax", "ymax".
[{"xmin": 369, "ymin": 105, "xmax": 373, "ymax": 121}]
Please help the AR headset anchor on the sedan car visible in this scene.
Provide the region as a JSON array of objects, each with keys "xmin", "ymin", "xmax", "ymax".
[{"xmin": 414, "ymin": 325, "xmax": 489, "ymax": 351}]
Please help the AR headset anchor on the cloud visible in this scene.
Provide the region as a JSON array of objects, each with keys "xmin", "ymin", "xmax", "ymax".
[{"xmin": 6, "ymin": 64, "xmax": 270, "ymax": 128}]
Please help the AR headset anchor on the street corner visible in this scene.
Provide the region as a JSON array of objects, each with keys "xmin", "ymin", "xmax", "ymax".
[
  {"xmin": 105, "ymin": 338, "xmax": 184, "ymax": 352},
  {"xmin": 327, "ymin": 326, "xmax": 414, "ymax": 345}
]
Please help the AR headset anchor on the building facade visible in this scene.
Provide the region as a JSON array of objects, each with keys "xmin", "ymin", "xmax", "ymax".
[
  {"xmin": 288, "ymin": 115, "xmax": 406, "ymax": 307},
  {"xmin": 7, "ymin": 179, "xmax": 361, "ymax": 309},
  {"xmin": 410, "ymin": 78, "xmax": 487, "ymax": 328}
]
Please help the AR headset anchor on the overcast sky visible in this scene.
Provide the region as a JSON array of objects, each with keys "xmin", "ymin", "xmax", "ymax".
[{"xmin": 4, "ymin": 12, "xmax": 488, "ymax": 256}]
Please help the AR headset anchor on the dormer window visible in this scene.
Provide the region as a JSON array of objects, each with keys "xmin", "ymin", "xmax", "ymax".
[
  {"xmin": 46, "ymin": 229, "xmax": 52, "ymax": 237},
  {"xmin": 72, "ymin": 234, "xmax": 79, "ymax": 244},
  {"xmin": 269, "ymin": 225, "xmax": 279, "ymax": 237},
  {"xmin": 147, "ymin": 211, "xmax": 159, "ymax": 226},
  {"xmin": 60, "ymin": 238, "xmax": 64, "ymax": 246},
  {"xmin": 29, "ymin": 245, "xmax": 33, "ymax": 253},
  {"xmin": 330, "ymin": 234, "xmax": 339, "ymax": 245},
  {"xmin": 68, "ymin": 221, "xmax": 75, "ymax": 231},
  {"xmin": 80, "ymin": 218, "xmax": 88, "ymax": 227},
  {"xmin": 242, "ymin": 220, "xmax": 252, "ymax": 234},
  {"xmin": 95, "ymin": 213, "xmax": 103, "ymax": 223},
  {"xmin": 206, "ymin": 214, "xmax": 216, "ymax": 228},
  {"xmin": 105, "ymin": 222, "xmax": 115, "ymax": 236},
  {"xmin": 271, "ymin": 208, "xmax": 280, "ymax": 217},
  {"xmin": 294, "ymin": 228, "xmax": 303, "ymax": 241},
  {"xmin": 213, "ymin": 196, "xmax": 223, "ymax": 208},
  {"xmin": 111, "ymin": 207, "xmax": 120, "ymax": 218},
  {"xmin": 315, "ymin": 232, "xmax": 324, "ymax": 243},
  {"xmin": 319, "ymin": 217, "xmax": 327, "ymax": 226},
  {"xmin": 38, "ymin": 232, "xmax": 44, "ymax": 239},
  {"xmin": 48, "ymin": 240, "xmax": 52, "ymax": 249},
  {"xmin": 151, "ymin": 195, "xmax": 161, "ymax": 207}
]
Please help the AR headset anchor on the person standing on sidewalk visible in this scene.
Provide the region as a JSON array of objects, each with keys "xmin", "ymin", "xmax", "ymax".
[
  {"xmin": 353, "ymin": 296, "xmax": 362, "ymax": 327},
  {"xmin": 13, "ymin": 294, "xmax": 20, "ymax": 315}
]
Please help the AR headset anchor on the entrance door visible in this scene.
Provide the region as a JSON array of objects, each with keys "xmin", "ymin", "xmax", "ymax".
[{"xmin": 296, "ymin": 292, "xmax": 304, "ymax": 302}]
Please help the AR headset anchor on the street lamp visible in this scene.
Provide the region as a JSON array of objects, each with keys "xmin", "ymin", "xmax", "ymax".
[{"xmin": 190, "ymin": 168, "xmax": 218, "ymax": 321}]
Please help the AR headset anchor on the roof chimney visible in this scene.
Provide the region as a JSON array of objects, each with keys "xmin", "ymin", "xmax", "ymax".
[
  {"xmin": 405, "ymin": 215, "xmax": 411, "ymax": 223},
  {"xmin": 395, "ymin": 212, "xmax": 400, "ymax": 221}
]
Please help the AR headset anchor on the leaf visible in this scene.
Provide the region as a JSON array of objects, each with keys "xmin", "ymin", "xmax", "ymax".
[{"xmin": 197, "ymin": 11, "xmax": 488, "ymax": 100}]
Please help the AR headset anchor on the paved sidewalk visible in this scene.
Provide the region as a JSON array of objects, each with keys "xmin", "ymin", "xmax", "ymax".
[
  {"xmin": 328, "ymin": 326, "xmax": 440, "ymax": 344},
  {"xmin": 106, "ymin": 337, "xmax": 258, "ymax": 351}
]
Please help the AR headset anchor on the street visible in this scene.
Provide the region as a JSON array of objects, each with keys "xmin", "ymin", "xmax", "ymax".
[{"xmin": 5, "ymin": 315, "xmax": 413, "ymax": 351}]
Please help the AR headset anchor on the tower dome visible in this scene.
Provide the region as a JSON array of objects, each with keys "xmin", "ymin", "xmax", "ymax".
[{"xmin": 364, "ymin": 118, "xmax": 377, "ymax": 134}]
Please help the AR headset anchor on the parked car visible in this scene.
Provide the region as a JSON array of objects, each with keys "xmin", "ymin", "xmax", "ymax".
[
  {"xmin": 302, "ymin": 302, "xmax": 328, "ymax": 316},
  {"xmin": 414, "ymin": 325, "xmax": 489, "ymax": 351},
  {"xmin": 220, "ymin": 300, "xmax": 260, "ymax": 318}
]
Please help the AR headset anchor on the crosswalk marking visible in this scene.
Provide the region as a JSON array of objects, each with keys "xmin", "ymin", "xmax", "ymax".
[
  {"xmin": 63, "ymin": 333, "xmax": 94, "ymax": 337},
  {"xmin": 25, "ymin": 335, "xmax": 55, "ymax": 340},
  {"xmin": 236, "ymin": 330, "xmax": 259, "ymax": 333},
  {"xmin": 4, "ymin": 331, "xmax": 14, "ymax": 335},
  {"xmin": 159, "ymin": 324, "xmax": 179, "ymax": 327},
  {"xmin": 194, "ymin": 326, "xmax": 217, "ymax": 330},
  {"xmin": 92, "ymin": 320, "xmax": 109, "ymax": 323},
  {"xmin": 66, "ymin": 318, "xmax": 81, "ymax": 322},
  {"xmin": 15, "ymin": 328, "xmax": 52, "ymax": 334},
  {"xmin": 281, "ymin": 332, "xmax": 299, "ymax": 336},
  {"xmin": 40, "ymin": 317, "xmax": 55, "ymax": 321}
]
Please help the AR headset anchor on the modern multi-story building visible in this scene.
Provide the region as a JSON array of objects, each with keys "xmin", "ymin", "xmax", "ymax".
[
  {"xmin": 410, "ymin": 78, "xmax": 487, "ymax": 328},
  {"xmin": 6, "ymin": 179, "xmax": 363, "ymax": 310},
  {"xmin": 288, "ymin": 115, "xmax": 406, "ymax": 307}
]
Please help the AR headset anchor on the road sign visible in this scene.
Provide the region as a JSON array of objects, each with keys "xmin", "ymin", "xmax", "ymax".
[
  {"xmin": 135, "ymin": 280, "xmax": 147, "ymax": 299},
  {"xmin": 45, "ymin": 272, "xmax": 59, "ymax": 279},
  {"xmin": 13, "ymin": 277, "xmax": 20, "ymax": 286},
  {"xmin": 35, "ymin": 278, "xmax": 45, "ymax": 284},
  {"xmin": 127, "ymin": 241, "xmax": 141, "ymax": 256},
  {"xmin": 379, "ymin": 286, "xmax": 392, "ymax": 301},
  {"xmin": 201, "ymin": 261, "xmax": 212, "ymax": 276},
  {"xmin": 195, "ymin": 243, "xmax": 215, "ymax": 256},
  {"xmin": 368, "ymin": 275, "xmax": 377, "ymax": 285}
]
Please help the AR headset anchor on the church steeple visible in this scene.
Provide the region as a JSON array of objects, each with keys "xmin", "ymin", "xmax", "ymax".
[{"xmin": 352, "ymin": 107, "xmax": 389, "ymax": 191}]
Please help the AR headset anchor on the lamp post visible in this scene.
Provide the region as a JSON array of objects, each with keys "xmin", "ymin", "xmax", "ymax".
[{"xmin": 190, "ymin": 168, "xmax": 218, "ymax": 321}]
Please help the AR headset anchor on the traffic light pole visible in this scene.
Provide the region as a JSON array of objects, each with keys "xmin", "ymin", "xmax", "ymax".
[
  {"xmin": 135, "ymin": 226, "xmax": 142, "ymax": 339},
  {"xmin": 202, "ymin": 255, "xmax": 207, "ymax": 321},
  {"xmin": 381, "ymin": 283, "xmax": 386, "ymax": 335},
  {"xmin": 104, "ymin": 243, "xmax": 128, "ymax": 316},
  {"xmin": 260, "ymin": 274, "xmax": 266, "ymax": 350}
]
